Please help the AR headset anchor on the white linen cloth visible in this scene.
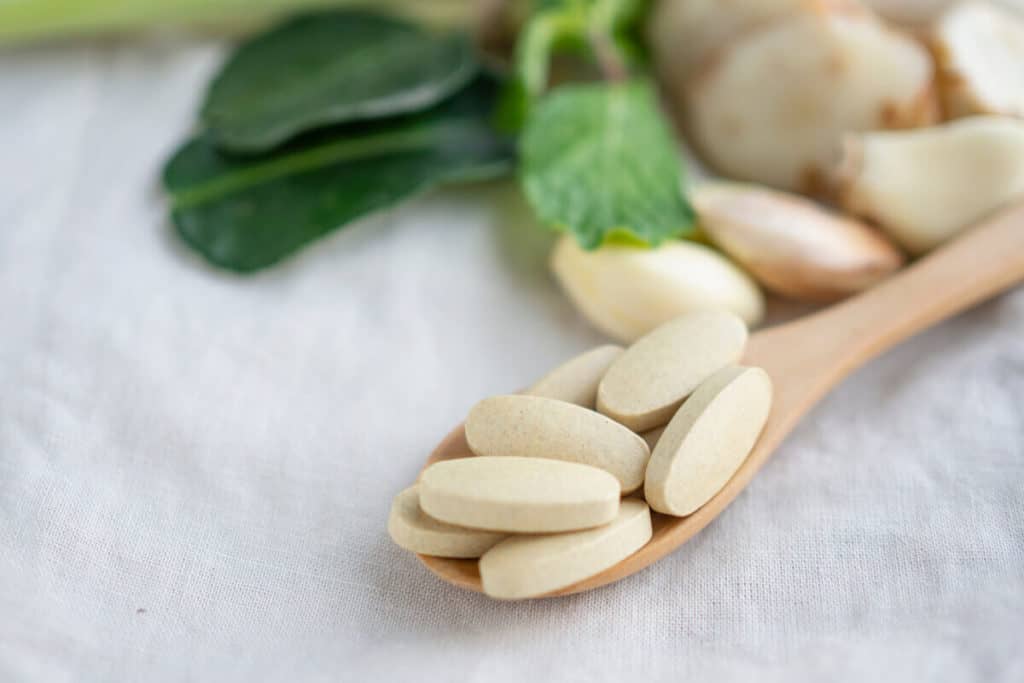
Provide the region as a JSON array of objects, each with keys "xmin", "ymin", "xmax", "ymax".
[{"xmin": 1, "ymin": 36, "xmax": 1022, "ymax": 683}]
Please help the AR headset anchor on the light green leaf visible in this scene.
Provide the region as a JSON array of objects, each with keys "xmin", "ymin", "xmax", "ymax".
[{"xmin": 520, "ymin": 79, "xmax": 695, "ymax": 248}]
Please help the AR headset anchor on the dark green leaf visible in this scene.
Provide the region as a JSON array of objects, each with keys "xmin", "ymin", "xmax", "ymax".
[
  {"xmin": 495, "ymin": 76, "xmax": 531, "ymax": 132},
  {"xmin": 165, "ymin": 77, "xmax": 514, "ymax": 272},
  {"xmin": 520, "ymin": 79, "xmax": 695, "ymax": 249},
  {"xmin": 201, "ymin": 10, "xmax": 479, "ymax": 152}
]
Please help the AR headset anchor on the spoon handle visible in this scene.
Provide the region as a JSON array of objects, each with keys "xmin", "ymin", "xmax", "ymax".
[{"xmin": 783, "ymin": 203, "xmax": 1024, "ymax": 378}]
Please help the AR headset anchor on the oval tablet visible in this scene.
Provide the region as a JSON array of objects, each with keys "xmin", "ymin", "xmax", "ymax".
[
  {"xmin": 465, "ymin": 395, "xmax": 650, "ymax": 493},
  {"xmin": 479, "ymin": 499, "xmax": 653, "ymax": 599},
  {"xmin": 387, "ymin": 486, "xmax": 505, "ymax": 558},
  {"xmin": 644, "ymin": 365, "xmax": 772, "ymax": 516},
  {"xmin": 597, "ymin": 310, "xmax": 748, "ymax": 432},
  {"xmin": 526, "ymin": 345, "xmax": 623, "ymax": 408},
  {"xmin": 419, "ymin": 456, "xmax": 620, "ymax": 533}
]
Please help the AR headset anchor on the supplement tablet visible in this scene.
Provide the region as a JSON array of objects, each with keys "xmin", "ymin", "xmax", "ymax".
[
  {"xmin": 465, "ymin": 395, "xmax": 649, "ymax": 493},
  {"xmin": 597, "ymin": 310, "xmax": 748, "ymax": 431},
  {"xmin": 480, "ymin": 499, "xmax": 653, "ymax": 599},
  {"xmin": 644, "ymin": 365, "xmax": 772, "ymax": 516},
  {"xmin": 419, "ymin": 456, "xmax": 620, "ymax": 533},
  {"xmin": 387, "ymin": 485, "xmax": 505, "ymax": 558}
]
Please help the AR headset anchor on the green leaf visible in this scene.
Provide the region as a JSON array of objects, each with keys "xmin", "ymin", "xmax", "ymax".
[
  {"xmin": 520, "ymin": 79, "xmax": 695, "ymax": 249},
  {"xmin": 200, "ymin": 10, "xmax": 479, "ymax": 152},
  {"xmin": 165, "ymin": 77, "xmax": 514, "ymax": 272}
]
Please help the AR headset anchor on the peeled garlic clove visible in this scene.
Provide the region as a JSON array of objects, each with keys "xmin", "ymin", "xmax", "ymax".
[
  {"xmin": 550, "ymin": 235, "xmax": 764, "ymax": 343},
  {"xmin": 692, "ymin": 182, "xmax": 904, "ymax": 302},
  {"xmin": 688, "ymin": 7, "xmax": 938, "ymax": 193},
  {"xmin": 837, "ymin": 115, "xmax": 1024, "ymax": 254},
  {"xmin": 930, "ymin": 1, "xmax": 1024, "ymax": 119}
]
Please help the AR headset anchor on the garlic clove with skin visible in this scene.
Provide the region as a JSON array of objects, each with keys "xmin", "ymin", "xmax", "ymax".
[
  {"xmin": 837, "ymin": 115, "xmax": 1024, "ymax": 254},
  {"xmin": 692, "ymin": 182, "xmax": 904, "ymax": 303},
  {"xmin": 550, "ymin": 235, "xmax": 764, "ymax": 343}
]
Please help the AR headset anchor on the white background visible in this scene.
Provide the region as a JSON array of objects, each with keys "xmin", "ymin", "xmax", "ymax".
[{"xmin": 1, "ymin": 35, "xmax": 1022, "ymax": 682}]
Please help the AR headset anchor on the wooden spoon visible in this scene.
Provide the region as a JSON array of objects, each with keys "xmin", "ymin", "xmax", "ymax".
[{"xmin": 418, "ymin": 204, "xmax": 1024, "ymax": 597}]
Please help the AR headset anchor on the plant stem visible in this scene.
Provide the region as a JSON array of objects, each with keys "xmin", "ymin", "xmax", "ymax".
[
  {"xmin": 588, "ymin": 29, "xmax": 628, "ymax": 82},
  {"xmin": 0, "ymin": 0, "xmax": 471, "ymax": 45}
]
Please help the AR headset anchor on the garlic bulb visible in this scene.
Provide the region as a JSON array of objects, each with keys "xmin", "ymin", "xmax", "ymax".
[
  {"xmin": 862, "ymin": 0, "xmax": 1024, "ymax": 26},
  {"xmin": 648, "ymin": 0, "xmax": 810, "ymax": 106},
  {"xmin": 837, "ymin": 115, "xmax": 1024, "ymax": 253},
  {"xmin": 930, "ymin": 1, "xmax": 1024, "ymax": 119},
  {"xmin": 692, "ymin": 182, "xmax": 904, "ymax": 302},
  {"xmin": 686, "ymin": 7, "xmax": 938, "ymax": 193},
  {"xmin": 861, "ymin": 0, "xmax": 960, "ymax": 24},
  {"xmin": 550, "ymin": 236, "xmax": 764, "ymax": 343}
]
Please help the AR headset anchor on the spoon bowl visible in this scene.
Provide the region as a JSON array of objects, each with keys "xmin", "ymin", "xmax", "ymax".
[{"xmin": 419, "ymin": 204, "xmax": 1024, "ymax": 597}]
